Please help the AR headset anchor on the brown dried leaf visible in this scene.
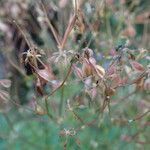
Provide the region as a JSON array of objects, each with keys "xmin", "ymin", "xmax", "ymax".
[
  {"xmin": 35, "ymin": 66, "xmax": 55, "ymax": 95},
  {"xmin": 36, "ymin": 66, "xmax": 55, "ymax": 83},
  {"xmin": 37, "ymin": 69, "xmax": 50, "ymax": 82}
]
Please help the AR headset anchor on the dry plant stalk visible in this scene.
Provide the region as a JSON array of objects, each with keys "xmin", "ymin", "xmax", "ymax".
[{"xmin": 40, "ymin": 1, "xmax": 61, "ymax": 47}]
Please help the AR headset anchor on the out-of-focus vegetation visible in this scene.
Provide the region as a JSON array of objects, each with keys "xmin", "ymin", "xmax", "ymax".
[{"xmin": 0, "ymin": 0, "xmax": 150, "ymax": 149}]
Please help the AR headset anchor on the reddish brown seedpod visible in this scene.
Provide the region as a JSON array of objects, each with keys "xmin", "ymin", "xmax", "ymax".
[
  {"xmin": 81, "ymin": 48, "xmax": 94, "ymax": 77},
  {"xmin": 95, "ymin": 65, "xmax": 105, "ymax": 78},
  {"xmin": 82, "ymin": 59, "xmax": 93, "ymax": 77},
  {"xmin": 81, "ymin": 48, "xmax": 106, "ymax": 78}
]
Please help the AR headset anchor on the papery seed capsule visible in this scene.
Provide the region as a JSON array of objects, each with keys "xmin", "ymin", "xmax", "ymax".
[
  {"xmin": 95, "ymin": 65, "xmax": 105, "ymax": 77},
  {"xmin": 82, "ymin": 62, "xmax": 93, "ymax": 77}
]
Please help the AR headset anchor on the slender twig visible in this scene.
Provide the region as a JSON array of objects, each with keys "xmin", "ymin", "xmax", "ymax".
[
  {"xmin": 132, "ymin": 110, "xmax": 150, "ymax": 122},
  {"xmin": 60, "ymin": 14, "xmax": 77, "ymax": 50},
  {"xmin": 12, "ymin": 20, "xmax": 31, "ymax": 48},
  {"xmin": 135, "ymin": 140, "xmax": 150, "ymax": 145},
  {"xmin": 60, "ymin": 0, "xmax": 79, "ymax": 50},
  {"xmin": 41, "ymin": 2, "xmax": 61, "ymax": 47},
  {"xmin": 44, "ymin": 97, "xmax": 54, "ymax": 120},
  {"xmin": 74, "ymin": 0, "xmax": 78, "ymax": 13},
  {"xmin": 72, "ymin": 110, "xmax": 85, "ymax": 124},
  {"xmin": 6, "ymin": 52, "xmax": 26, "ymax": 76},
  {"xmin": 46, "ymin": 63, "xmax": 73, "ymax": 98},
  {"xmin": 9, "ymin": 98, "xmax": 34, "ymax": 112},
  {"xmin": 117, "ymin": 90, "xmax": 137, "ymax": 104},
  {"xmin": 59, "ymin": 86, "xmax": 64, "ymax": 116}
]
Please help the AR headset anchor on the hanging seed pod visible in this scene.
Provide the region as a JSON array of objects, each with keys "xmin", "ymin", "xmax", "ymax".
[
  {"xmin": 81, "ymin": 48, "xmax": 95, "ymax": 77},
  {"xmin": 82, "ymin": 60, "xmax": 93, "ymax": 77},
  {"xmin": 95, "ymin": 65, "xmax": 105, "ymax": 78}
]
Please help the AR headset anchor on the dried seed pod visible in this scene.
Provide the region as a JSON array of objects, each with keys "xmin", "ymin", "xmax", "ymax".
[
  {"xmin": 82, "ymin": 61, "xmax": 93, "ymax": 77},
  {"xmin": 95, "ymin": 65, "xmax": 105, "ymax": 78}
]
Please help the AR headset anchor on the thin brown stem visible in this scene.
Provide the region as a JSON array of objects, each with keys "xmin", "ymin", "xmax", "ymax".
[
  {"xmin": 41, "ymin": 2, "xmax": 61, "ymax": 47},
  {"xmin": 46, "ymin": 63, "xmax": 73, "ymax": 98},
  {"xmin": 12, "ymin": 20, "xmax": 31, "ymax": 48},
  {"xmin": 133, "ymin": 110, "xmax": 150, "ymax": 122},
  {"xmin": 44, "ymin": 97, "xmax": 54, "ymax": 120},
  {"xmin": 60, "ymin": 14, "xmax": 77, "ymax": 50}
]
